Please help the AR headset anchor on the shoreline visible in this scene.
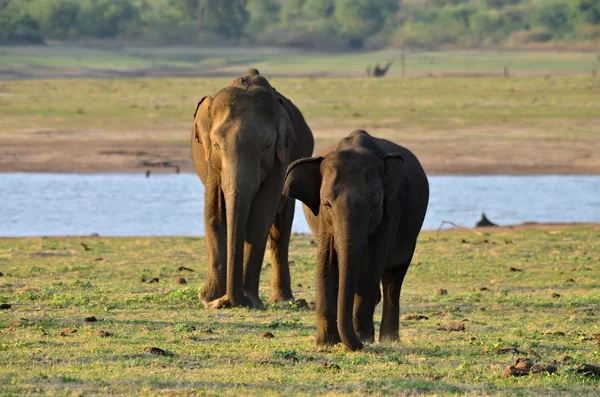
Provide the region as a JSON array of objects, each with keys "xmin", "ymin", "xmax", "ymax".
[
  {"xmin": 1, "ymin": 142, "xmax": 598, "ymax": 175},
  {"xmin": 1, "ymin": 223, "xmax": 598, "ymax": 239}
]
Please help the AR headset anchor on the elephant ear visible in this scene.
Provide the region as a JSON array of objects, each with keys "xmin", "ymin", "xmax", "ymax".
[
  {"xmin": 275, "ymin": 98, "xmax": 297, "ymax": 163},
  {"xmin": 194, "ymin": 96, "xmax": 213, "ymax": 161},
  {"xmin": 283, "ymin": 157, "xmax": 323, "ymax": 216},
  {"xmin": 384, "ymin": 153, "xmax": 413, "ymax": 222}
]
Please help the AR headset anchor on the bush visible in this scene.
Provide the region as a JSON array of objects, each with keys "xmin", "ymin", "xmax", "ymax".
[
  {"xmin": 510, "ymin": 28, "xmax": 554, "ymax": 44},
  {"xmin": 0, "ymin": 7, "xmax": 44, "ymax": 44},
  {"xmin": 28, "ymin": 0, "xmax": 80, "ymax": 39}
]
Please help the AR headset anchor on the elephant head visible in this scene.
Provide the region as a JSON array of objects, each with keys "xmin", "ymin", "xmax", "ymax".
[
  {"xmin": 193, "ymin": 75, "xmax": 296, "ymax": 307},
  {"xmin": 283, "ymin": 133, "xmax": 412, "ymax": 350}
]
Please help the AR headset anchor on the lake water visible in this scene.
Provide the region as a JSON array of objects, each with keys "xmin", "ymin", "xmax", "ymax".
[{"xmin": 0, "ymin": 173, "xmax": 598, "ymax": 237}]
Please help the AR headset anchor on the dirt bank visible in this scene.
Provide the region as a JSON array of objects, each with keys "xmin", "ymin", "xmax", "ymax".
[{"xmin": 1, "ymin": 135, "xmax": 597, "ymax": 175}]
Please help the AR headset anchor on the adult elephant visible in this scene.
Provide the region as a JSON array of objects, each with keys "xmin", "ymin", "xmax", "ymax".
[
  {"xmin": 192, "ymin": 71, "xmax": 314, "ymax": 309},
  {"xmin": 283, "ymin": 130, "xmax": 428, "ymax": 350}
]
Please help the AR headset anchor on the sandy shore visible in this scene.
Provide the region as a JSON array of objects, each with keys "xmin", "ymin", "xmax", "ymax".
[{"xmin": 1, "ymin": 136, "xmax": 598, "ymax": 175}]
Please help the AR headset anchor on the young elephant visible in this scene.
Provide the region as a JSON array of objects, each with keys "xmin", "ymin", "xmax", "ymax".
[
  {"xmin": 192, "ymin": 71, "xmax": 314, "ymax": 309},
  {"xmin": 283, "ymin": 130, "xmax": 429, "ymax": 350}
]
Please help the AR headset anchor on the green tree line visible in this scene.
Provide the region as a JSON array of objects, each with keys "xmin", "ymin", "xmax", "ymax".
[{"xmin": 1, "ymin": 0, "xmax": 599, "ymax": 49}]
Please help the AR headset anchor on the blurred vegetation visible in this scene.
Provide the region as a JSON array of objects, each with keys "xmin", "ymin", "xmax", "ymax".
[{"xmin": 1, "ymin": 0, "xmax": 600, "ymax": 49}]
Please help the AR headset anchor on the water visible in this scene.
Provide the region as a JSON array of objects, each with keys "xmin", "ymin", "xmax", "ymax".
[{"xmin": 0, "ymin": 173, "xmax": 598, "ymax": 237}]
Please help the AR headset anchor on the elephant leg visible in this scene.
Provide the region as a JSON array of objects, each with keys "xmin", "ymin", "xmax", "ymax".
[
  {"xmin": 353, "ymin": 266, "xmax": 380, "ymax": 344},
  {"xmin": 315, "ymin": 234, "xmax": 341, "ymax": 347},
  {"xmin": 241, "ymin": 185, "xmax": 281, "ymax": 308},
  {"xmin": 199, "ymin": 181, "xmax": 227, "ymax": 304},
  {"xmin": 268, "ymin": 198, "xmax": 295, "ymax": 303},
  {"xmin": 379, "ymin": 261, "xmax": 410, "ymax": 343}
]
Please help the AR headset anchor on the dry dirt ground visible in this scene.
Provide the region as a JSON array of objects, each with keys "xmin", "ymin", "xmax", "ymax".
[{"xmin": 1, "ymin": 128, "xmax": 598, "ymax": 175}]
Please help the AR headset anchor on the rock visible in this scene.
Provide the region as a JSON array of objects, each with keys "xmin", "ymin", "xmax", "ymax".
[
  {"xmin": 402, "ymin": 314, "xmax": 429, "ymax": 321},
  {"xmin": 496, "ymin": 346, "xmax": 523, "ymax": 355},
  {"xmin": 514, "ymin": 357, "xmax": 533, "ymax": 371},
  {"xmin": 576, "ymin": 363, "xmax": 600, "ymax": 377},
  {"xmin": 502, "ymin": 365, "xmax": 530, "ymax": 378},
  {"xmin": 530, "ymin": 363, "xmax": 557, "ymax": 374},
  {"xmin": 0, "ymin": 303, "xmax": 11, "ymax": 310},
  {"xmin": 284, "ymin": 352, "xmax": 298, "ymax": 363},
  {"xmin": 175, "ymin": 277, "xmax": 187, "ymax": 285},
  {"xmin": 84, "ymin": 316, "xmax": 98, "ymax": 322},
  {"xmin": 476, "ymin": 213, "xmax": 498, "ymax": 227},
  {"xmin": 262, "ymin": 331, "xmax": 275, "ymax": 339},
  {"xmin": 294, "ymin": 299, "xmax": 309, "ymax": 309},
  {"xmin": 144, "ymin": 347, "xmax": 166, "ymax": 356}
]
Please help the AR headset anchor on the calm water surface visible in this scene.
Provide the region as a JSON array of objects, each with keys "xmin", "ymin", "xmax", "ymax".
[{"xmin": 1, "ymin": 173, "xmax": 598, "ymax": 236}]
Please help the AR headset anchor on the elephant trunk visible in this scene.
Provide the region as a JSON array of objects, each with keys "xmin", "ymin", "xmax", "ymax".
[
  {"xmin": 335, "ymin": 211, "xmax": 367, "ymax": 351},
  {"xmin": 223, "ymin": 168, "xmax": 257, "ymax": 307}
]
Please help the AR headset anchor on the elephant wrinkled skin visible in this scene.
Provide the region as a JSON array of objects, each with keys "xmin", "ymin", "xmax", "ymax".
[
  {"xmin": 283, "ymin": 130, "xmax": 429, "ymax": 350},
  {"xmin": 191, "ymin": 71, "xmax": 314, "ymax": 309}
]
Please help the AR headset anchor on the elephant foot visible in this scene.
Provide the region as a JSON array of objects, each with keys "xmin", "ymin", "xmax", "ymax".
[
  {"xmin": 342, "ymin": 338, "xmax": 364, "ymax": 352},
  {"xmin": 245, "ymin": 293, "xmax": 264, "ymax": 309},
  {"xmin": 269, "ymin": 291, "xmax": 295, "ymax": 304},
  {"xmin": 206, "ymin": 294, "xmax": 254, "ymax": 309},
  {"xmin": 198, "ymin": 284, "xmax": 224, "ymax": 304},
  {"xmin": 358, "ymin": 332, "xmax": 375, "ymax": 344},
  {"xmin": 315, "ymin": 331, "xmax": 342, "ymax": 348},
  {"xmin": 379, "ymin": 332, "xmax": 400, "ymax": 344}
]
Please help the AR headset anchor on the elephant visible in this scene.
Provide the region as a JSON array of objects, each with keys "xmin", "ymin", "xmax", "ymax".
[
  {"xmin": 283, "ymin": 130, "xmax": 429, "ymax": 350},
  {"xmin": 191, "ymin": 71, "xmax": 314, "ymax": 309}
]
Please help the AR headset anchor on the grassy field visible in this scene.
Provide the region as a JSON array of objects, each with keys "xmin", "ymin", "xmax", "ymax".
[
  {"xmin": 1, "ymin": 225, "xmax": 599, "ymax": 395},
  {"xmin": 1, "ymin": 74, "xmax": 599, "ymax": 174},
  {"xmin": 2, "ymin": 46, "xmax": 600, "ymax": 79}
]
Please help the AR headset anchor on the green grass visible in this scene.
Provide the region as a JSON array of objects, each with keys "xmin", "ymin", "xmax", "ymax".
[
  {"xmin": 1, "ymin": 46, "xmax": 599, "ymax": 77},
  {"xmin": 1, "ymin": 75, "xmax": 599, "ymax": 145},
  {"xmin": 1, "ymin": 226, "xmax": 599, "ymax": 395}
]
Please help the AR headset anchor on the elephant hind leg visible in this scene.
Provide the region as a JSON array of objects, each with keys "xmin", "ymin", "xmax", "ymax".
[
  {"xmin": 267, "ymin": 199, "xmax": 295, "ymax": 303},
  {"xmin": 379, "ymin": 262, "xmax": 410, "ymax": 343}
]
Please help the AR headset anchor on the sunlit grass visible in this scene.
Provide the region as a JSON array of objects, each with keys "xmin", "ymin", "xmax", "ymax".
[{"xmin": 1, "ymin": 225, "xmax": 599, "ymax": 395}]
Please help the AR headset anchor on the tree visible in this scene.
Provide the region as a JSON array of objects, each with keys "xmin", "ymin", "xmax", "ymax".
[
  {"xmin": 0, "ymin": 0, "xmax": 44, "ymax": 44},
  {"xmin": 197, "ymin": 0, "xmax": 249, "ymax": 39},
  {"xmin": 79, "ymin": 0, "xmax": 139, "ymax": 38},
  {"xmin": 535, "ymin": 1, "xmax": 573, "ymax": 37},
  {"xmin": 29, "ymin": 0, "xmax": 80, "ymax": 39},
  {"xmin": 302, "ymin": 0, "xmax": 334, "ymax": 19},
  {"xmin": 281, "ymin": 0, "xmax": 305, "ymax": 25},
  {"xmin": 247, "ymin": 0, "xmax": 280, "ymax": 34},
  {"xmin": 334, "ymin": 0, "xmax": 399, "ymax": 47},
  {"xmin": 575, "ymin": 0, "xmax": 600, "ymax": 24}
]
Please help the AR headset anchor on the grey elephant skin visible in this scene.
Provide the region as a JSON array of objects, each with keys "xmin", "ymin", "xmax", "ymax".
[
  {"xmin": 191, "ymin": 71, "xmax": 314, "ymax": 309},
  {"xmin": 283, "ymin": 130, "xmax": 429, "ymax": 350}
]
